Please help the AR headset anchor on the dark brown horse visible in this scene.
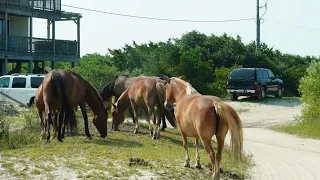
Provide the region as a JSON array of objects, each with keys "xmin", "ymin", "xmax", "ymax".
[
  {"xmin": 100, "ymin": 75, "xmax": 176, "ymax": 131},
  {"xmin": 35, "ymin": 69, "xmax": 108, "ymax": 143},
  {"xmin": 111, "ymin": 76, "xmax": 166, "ymax": 140},
  {"xmin": 163, "ymin": 76, "xmax": 243, "ymax": 179}
]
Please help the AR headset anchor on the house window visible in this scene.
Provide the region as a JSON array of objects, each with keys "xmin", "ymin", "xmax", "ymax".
[{"xmin": 0, "ymin": 18, "xmax": 10, "ymax": 35}]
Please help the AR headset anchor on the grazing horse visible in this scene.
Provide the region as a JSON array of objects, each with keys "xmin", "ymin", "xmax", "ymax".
[
  {"xmin": 35, "ymin": 69, "xmax": 108, "ymax": 143},
  {"xmin": 111, "ymin": 76, "xmax": 166, "ymax": 140},
  {"xmin": 163, "ymin": 76, "xmax": 243, "ymax": 179},
  {"xmin": 100, "ymin": 75, "xmax": 176, "ymax": 131}
]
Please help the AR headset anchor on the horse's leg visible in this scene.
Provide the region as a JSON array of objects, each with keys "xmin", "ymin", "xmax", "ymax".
[
  {"xmin": 194, "ymin": 138, "xmax": 201, "ymax": 169},
  {"xmin": 131, "ymin": 104, "xmax": 139, "ymax": 134},
  {"xmin": 128, "ymin": 106, "xmax": 135, "ymax": 124},
  {"xmin": 181, "ymin": 132, "xmax": 190, "ymax": 167},
  {"xmin": 215, "ymin": 127, "xmax": 228, "ymax": 180},
  {"xmin": 156, "ymin": 106, "xmax": 163, "ymax": 139},
  {"xmin": 37, "ymin": 108, "xmax": 45, "ymax": 139},
  {"xmin": 79, "ymin": 102, "xmax": 92, "ymax": 139},
  {"xmin": 45, "ymin": 110, "xmax": 52, "ymax": 144},
  {"xmin": 144, "ymin": 109, "xmax": 153, "ymax": 136},
  {"xmin": 202, "ymin": 139, "xmax": 216, "ymax": 179},
  {"xmin": 52, "ymin": 111, "xmax": 58, "ymax": 139},
  {"xmin": 161, "ymin": 114, "xmax": 166, "ymax": 131},
  {"xmin": 149, "ymin": 107, "xmax": 158, "ymax": 140},
  {"xmin": 57, "ymin": 109, "xmax": 64, "ymax": 142}
]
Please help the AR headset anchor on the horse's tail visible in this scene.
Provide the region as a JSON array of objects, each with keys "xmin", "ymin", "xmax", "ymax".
[
  {"xmin": 156, "ymin": 82, "xmax": 177, "ymax": 127},
  {"xmin": 214, "ymin": 101, "xmax": 243, "ymax": 161},
  {"xmin": 51, "ymin": 70, "xmax": 77, "ymax": 131}
]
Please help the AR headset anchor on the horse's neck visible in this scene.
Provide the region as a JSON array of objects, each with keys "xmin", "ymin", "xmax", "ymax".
[
  {"xmin": 173, "ymin": 82, "xmax": 198, "ymax": 102},
  {"xmin": 85, "ymin": 86, "xmax": 105, "ymax": 116},
  {"xmin": 117, "ymin": 87, "xmax": 131, "ymax": 111}
]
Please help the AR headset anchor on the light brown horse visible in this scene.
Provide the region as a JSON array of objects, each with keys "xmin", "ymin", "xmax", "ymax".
[
  {"xmin": 35, "ymin": 69, "xmax": 108, "ymax": 143},
  {"xmin": 163, "ymin": 76, "xmax": 243, "ymax": 179},
  {"xmin": 111, "ymin": 76, "xmax": 166, "ymax": 140}
]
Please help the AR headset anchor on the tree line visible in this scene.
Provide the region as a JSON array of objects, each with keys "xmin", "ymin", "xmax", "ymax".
[{"xmin": 71, "ymin": 30, "xmax": 319, "ymax": 97}]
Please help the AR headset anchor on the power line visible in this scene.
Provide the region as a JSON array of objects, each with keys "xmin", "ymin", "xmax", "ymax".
[
  {"xmin": 264, "ymin": 20, "xmax": 320, "ymax": 32},
  {"xmin": 61, "ymin": 4, "xmax": 255, "ymax": 23}
]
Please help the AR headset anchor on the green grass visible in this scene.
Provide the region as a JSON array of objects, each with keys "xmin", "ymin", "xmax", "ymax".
[
  {"xmin": 0, "ymin": 108, "xmax": 253, "ymax": 179},
  {"xmin": 272, "ymin": 117, "xmax": 320, "ymax": 139}
]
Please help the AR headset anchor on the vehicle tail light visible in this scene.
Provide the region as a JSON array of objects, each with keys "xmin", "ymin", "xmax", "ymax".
[
  {"xmin": 254, "ymin": 81, "xmax": 258, "ymax": 88},
  {"xmin": 225, "ymin": 81, "xmax": 229, "ymax": 88}
]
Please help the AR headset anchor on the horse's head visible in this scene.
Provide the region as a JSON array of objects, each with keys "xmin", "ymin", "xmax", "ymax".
[
  {"xmin": 93, "ymin": 109, "xmax": 108, "ymax": 138},
  {"xmin": 163, "ymin": 75, "xmax": 175, "ymax": 110},
  {"xmin": 111, "ymin": 103, "xmax": 125, "ymax": 131}
]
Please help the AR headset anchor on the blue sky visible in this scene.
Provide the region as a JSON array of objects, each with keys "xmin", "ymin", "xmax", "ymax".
[{"xmin": 33, "ymin": 0, "xmax": 320, "ymax": 57}]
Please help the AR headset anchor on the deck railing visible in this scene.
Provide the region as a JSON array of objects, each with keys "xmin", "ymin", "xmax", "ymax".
[
  {"xmin": 0, "ymin": 35, "xmax": 79, "ymax": 56},
  {"xmin": 0, "ymin": 0, "xmax": 61, "ymax": 11}
]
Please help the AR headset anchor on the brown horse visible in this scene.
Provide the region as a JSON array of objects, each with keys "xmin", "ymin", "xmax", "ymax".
[
  {"xmin": 111, "ymin": 76, "xmax": 166, "ymax": 140},
  {"xmin": 100, "ymin": 75, "xmax": 176, "ymax": 131},
  {"xmin": 163, "ymin": 76, "xmax": 243, "ymax": 179},
  {"xmin": 35, "ymin": 69, "xmax": 108, "ymax": 143}
]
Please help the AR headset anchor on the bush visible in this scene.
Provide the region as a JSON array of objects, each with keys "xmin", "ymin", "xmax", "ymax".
[
  {"xmin": 299, "ymin": 61, "xmax": 320, "ymax": 123},
  {"xmin": 210, "ymin": 64, "xmax": 242, "ymax": 97},
  {"xmin": 0, "ymin": 107, "xmax": 40, "ymax": 150}
]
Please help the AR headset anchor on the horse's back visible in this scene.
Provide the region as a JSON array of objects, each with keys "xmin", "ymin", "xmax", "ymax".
[
  {"xmin": 128, "ymin": 76, "xmax": 163, "ymax": 107},
  {"xmin": 176, "ymin": 95, "xmax": 221, "ymax": 138}
]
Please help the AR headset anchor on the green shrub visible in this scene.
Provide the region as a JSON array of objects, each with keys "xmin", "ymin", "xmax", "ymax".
[
  {"xmin": 210, "ymin": 64, "xmax": 242, "ymax": 97},
  {"xmin": 299, "ymin": 61, "xmax": 320, "ymax": 123},
  {"xmin": 0, "ymin": 107, "xmax": 40, "ymax": 150}
]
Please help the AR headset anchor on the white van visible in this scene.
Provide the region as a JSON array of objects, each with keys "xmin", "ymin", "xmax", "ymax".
[{"xmin": 0, "ymin": 74, "xmax": 45, "ymax": 107}]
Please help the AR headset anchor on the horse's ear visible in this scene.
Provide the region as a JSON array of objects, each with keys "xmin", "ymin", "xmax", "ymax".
[
  {"xmin": 163, "ymin": 75, "xmax": 171, "ymax": 83},
  {"xmin": 178, "ymin": 75, "xmax": 183, "ymax": 79}
]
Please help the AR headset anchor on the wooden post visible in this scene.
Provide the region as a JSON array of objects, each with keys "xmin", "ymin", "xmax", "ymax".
[
  {"xmin": 77, "ymin": 17, "xmax": 80, "ymax": 56},
  {"xmin": 34, "ymin": 61, "xmax": 39, "ymax": 73},
  {"xmin": 28, "ymin": 60, "xmax": 33, "ymax": 73},
  {"xmin": 30, "ymin": 16, "xmax": 33, "ymax": 53}
]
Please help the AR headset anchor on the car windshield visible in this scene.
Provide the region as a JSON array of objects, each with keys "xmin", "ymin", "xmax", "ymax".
[{"xmin": 229, "ymin": 69, "xmax": 254, "ymax": 80}]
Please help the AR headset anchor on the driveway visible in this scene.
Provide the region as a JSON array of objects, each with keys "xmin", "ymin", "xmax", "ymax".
[{"xmin": 227, "ymin": 97, "xmax": 320, "ymax": 180}]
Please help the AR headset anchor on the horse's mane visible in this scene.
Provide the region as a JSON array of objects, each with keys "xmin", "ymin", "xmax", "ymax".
[
  {"xmin": 71, "ymin": 71, "xmax": 105, "ymax": 109},
  {"xmin": 173, "ymin": 77, "xmax": 199, "ymax": 95}
]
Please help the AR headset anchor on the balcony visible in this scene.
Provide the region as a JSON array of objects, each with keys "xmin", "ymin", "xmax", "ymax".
[
  {"xmin": 0, "ymin": 0, "xmax": 81, "ymax": 19},
  {"xmin": 0, "ymin": 35, "xmax": 79, "ymax": 61}
]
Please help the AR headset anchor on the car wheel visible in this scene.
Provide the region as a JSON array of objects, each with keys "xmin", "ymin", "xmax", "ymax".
[
  {"xmin": 258, "ymin": 88, "xmax": 266, "ymax": 101},
  {"xmin": 275, "ymin": 86, "xmax": 283, "ymax": 98},
  {"xmin": 230, "ymin": 93, "xmax": 238, "ymax": 101}
]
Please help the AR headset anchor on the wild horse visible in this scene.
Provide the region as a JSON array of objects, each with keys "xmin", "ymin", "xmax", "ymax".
[
  {"xmin": 35, "ymin": 69, "xmax": 108, "ymax": 143},
  {"xmin": 163, "ymin": 76, "xmax": 243, "ymax": 179},
  {"xmin": 100, "ymin": 75, "xmax": 176, "ymax": 131},
  {"xmin": 111, "ymin": 76, "xmax": 167, "ymax": 140}
]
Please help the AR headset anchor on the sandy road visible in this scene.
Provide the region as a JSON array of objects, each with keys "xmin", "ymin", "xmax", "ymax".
[{"xmin": 227, "ymin": 98, "xmax": 320, "ymax": 180}]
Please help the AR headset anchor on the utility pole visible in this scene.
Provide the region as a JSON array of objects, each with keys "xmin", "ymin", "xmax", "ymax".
[{"xmin": 256, "ymin": 0, "xmax": 261, "ymax": 50}]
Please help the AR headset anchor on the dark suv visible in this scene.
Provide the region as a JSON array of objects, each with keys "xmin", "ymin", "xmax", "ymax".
[{"xmin": 226, "ymin": 68, "xmax": 284, "ymax": 101}]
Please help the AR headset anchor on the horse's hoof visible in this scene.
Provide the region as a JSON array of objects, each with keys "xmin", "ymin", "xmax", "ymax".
[
  {"xmin": 87, "ymin": 136, "xmax": 92, "ymax": 140},
  {"xmin": 152, "ymin": 136, "xmax": 156, "ymax": 140},
  {"xmin": 195, "ymin": 164, "xmax": 202, "ymax": 169},
  {"xmin": 150, "ymin": 131, "xmax": 153, "ymax": 136},
  {"xmin": 184, "ymin": 163, "xmax": 190, "ymax": 168},
  {"xmin": 134, "ymin": 130, "xmax": 138, "ymax": 134},
  {"xmin": 45, "ymin": 140, "xmax": 50, "ymax": 145}
]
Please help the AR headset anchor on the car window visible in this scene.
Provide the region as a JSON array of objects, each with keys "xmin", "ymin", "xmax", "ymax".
[
  {"xmin": 229, "ymin": 69, "xmax": 254, "ymax": 80},
  {"xmin": 31, "ymin": 77, "xmax": 44, "ymax": 88},
  {"xmin": 262, "ymin": 70, "xmax": 269, "ymax": 79},
  {"xmin": 12, "ymin": 77, "xmax": 26, "ymax": 88},
  {"xmin": 267, "ymin": 70, "xmax": 275, "ymax": 79},
  {"xmin": 256, "ymin": 70, "xmax": 263, "ymax": 79},
  {"xmin": 0, "ymin": 77, "xmax": 10, "ymax": 88}
]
